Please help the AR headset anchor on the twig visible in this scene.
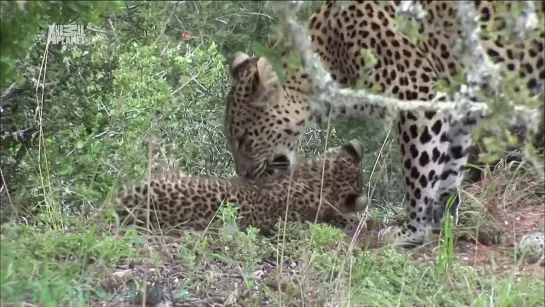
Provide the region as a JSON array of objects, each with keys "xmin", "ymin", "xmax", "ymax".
[
  {"xmin": 0, "ymin": 83, "xmax": 18, "ymax": 102},
  {"xmin": 1, "ymin": 123, "xmax": 35, "ymax": 138},
  {"xmin": 87, "ymin": 27, "xmax": 109, "ymax": 35}
]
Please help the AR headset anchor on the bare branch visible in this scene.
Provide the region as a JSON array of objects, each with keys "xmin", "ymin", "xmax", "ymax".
[{"xmin": 1, "ymin": 125, "xmax": 36, "ymax": 144}]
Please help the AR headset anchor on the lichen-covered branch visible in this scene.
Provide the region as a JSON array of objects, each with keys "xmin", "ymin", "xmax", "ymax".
[
  {"xmin": 397, "ymin": 1, "xmax": 427, "ymax": 20},
  {"xmin": 517, "ymin": 1, "xmax": 540, "ymax": 39},
  {"xmin": 271, "ymin": 2, "xmax": 486, "ymax": 122},
  {"xmin": 454, "ymin": 1, "xmax": 543, "ymax": 176},
  {"xmin": 455, "ymin": 1, "xmax": 501, "ymax": 96},
  {"xmin": 270, "ymin": 1, "xmax": 541, "ymax": 128}
]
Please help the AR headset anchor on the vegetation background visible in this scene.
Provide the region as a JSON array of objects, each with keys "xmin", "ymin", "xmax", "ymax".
[{"xmin": 1, "ymin": 1, "xmax": 543, "ymax": 306}]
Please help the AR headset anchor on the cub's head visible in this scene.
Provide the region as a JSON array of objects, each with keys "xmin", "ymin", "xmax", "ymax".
[
  {"xmin": 224, "ymin": 51, "xmax": 298, "ymax": 179},
  {"xmin": 291, "ymin": 139, "xmax": 368, "ymax": 214}
]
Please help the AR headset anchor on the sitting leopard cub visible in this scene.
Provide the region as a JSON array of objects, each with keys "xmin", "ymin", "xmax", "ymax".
[{"xmin": 115, "ymin": 140, "xmax": 368, "ymax": 235}]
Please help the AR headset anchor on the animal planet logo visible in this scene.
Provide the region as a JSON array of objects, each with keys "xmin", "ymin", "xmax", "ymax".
[{"xmin": 48, "ymin": 24, "xmax": 89, "ymax": 45}]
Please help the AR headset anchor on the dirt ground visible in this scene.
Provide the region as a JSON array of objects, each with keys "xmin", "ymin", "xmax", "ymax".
[
  {"xmin": 452, "ymin": 195, "xmax": 545, "ymax": 280},
  {"xmin": 347, "ymin": 177, "xmax": 545, "ymax": 281}
]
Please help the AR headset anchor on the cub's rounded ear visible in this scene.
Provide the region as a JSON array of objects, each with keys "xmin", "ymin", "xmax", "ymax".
[
  {"xmin": 230, "ymin": 52, "xmax": 250, "ymax": 74},
  {"xmin": 342, "ymin": 139, "xmax": 364, "ymax": 164}
]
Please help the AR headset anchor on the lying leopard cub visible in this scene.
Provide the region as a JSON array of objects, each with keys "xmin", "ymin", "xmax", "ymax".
[{"xmin": 115, "ymin": 139, "xmax": 368, "ymax": 235}]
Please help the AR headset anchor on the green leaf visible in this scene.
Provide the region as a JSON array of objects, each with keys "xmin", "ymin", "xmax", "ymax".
[
  {"xmin": 394, "ymin": 15, "xmax": 421, "ymax": 44},
  {"xmin": 60, "ymin": 164, "xmax": 73, "ymax": 175},
  {"xmin": 15, "ymin": 73, "xmax": 25, "ymax": 87},
  {"xmin": 354, "ymin": 78, "xmax": 366, "ymax": 90},
  {"xmin": 286, "ymin": 53, "xmax": 301, "ymax": 70},
  {"xmin": 360, "ymin": 49, "xmax": 377, "ymax": 71},
  {"xmin": 76, "ymin": 140, "xmax": 84, "ymax": 149},
  {"xmin": 370, "ymin": 83, "xmax": 382, "ymax": 94}
]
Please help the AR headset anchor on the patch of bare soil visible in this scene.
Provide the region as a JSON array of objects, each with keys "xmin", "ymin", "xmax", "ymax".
[
  {"xmin": 453, "ymin": 200, "xmax": 544, "ymax": 280},
  {"xmin": 454, "ymin": 172, "xmax": 544, "ymax": 280},
  {"xmin": 347, "ymin": 174, "xmax": 545, "ymax": 281}
]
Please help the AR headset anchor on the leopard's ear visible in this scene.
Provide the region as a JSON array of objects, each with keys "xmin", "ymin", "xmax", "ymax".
[
  {"xmin": 341, "ymin": 139, "xmax": 365, "ymax": 164},
  {"xmin": 250, "ymin": 57, "xmax": 280, "ymax": 108},
  {"xmin": 256, "ymin": 57, "xmax": 278, "ymax": 87},
  {"xmin": 230, "ymin": 52, "xmax": 250, "ymax": 74},
  {"xmin": 229, "ymin": 51, "xmax": 281, "ymax": 109}
]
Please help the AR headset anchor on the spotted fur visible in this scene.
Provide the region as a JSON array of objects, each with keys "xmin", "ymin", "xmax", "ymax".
[
  {"xmin": 115, "ymin": 140, "xmax": 368, "ymax": 234},
  {"xmin": 224, "ymin": 0, "xmax": 544, "ymax": 246}
]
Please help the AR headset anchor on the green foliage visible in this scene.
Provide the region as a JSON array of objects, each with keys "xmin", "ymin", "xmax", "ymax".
[
  {"xmin": 0, "ymin": 1, "xmax": 123, "ymax": 86},
  {"xmin": 1, "ymin": 1, "xmax": 544, "ymax": 305},
  {"xmin": 1, "ymin": 223, "xmax": 140, "ymax": 304},
  {"xmin": 394, "ymin": 14, "xmax": 421, "ymax": 43},
  {"xmin": 437, "ymin": 196, "xmax": 456, "ymax": 278},
  {"xmin": 160, "ymin": 1, "xmax": 274, "ymax": 56},
  {"xmin": 219, "ymin": 203, "xmax": 239, "ymax": 224},
  {"xmin": 308, "ymin": 223, "xmax": 344, "ymax": 247},
  {"xmin": 471, "ymin": 68, "xmax": 543, "ymax": 164},
  {"xmin": 4, "ymin": 23, "xmax": 233, "ymax": 219}
]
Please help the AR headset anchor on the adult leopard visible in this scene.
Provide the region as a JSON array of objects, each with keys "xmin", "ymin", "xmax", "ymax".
[
  {"xmin": 224, "ymin": 0, "xmax": 544, "ymax": 247},
  {"xmin": 115, "ymin": 140, "xmax": 368, "ymax": 235}
]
